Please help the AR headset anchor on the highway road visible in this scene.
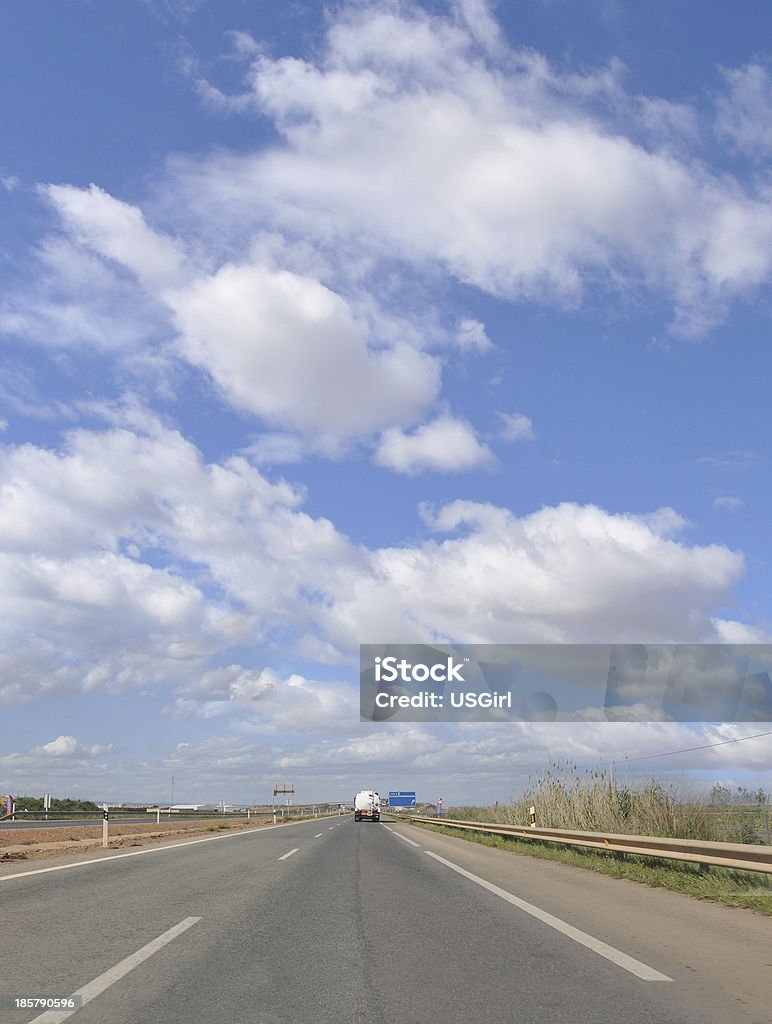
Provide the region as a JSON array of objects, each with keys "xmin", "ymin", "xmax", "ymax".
[{"xmin": 0, "ymin": 817, "xmax": 769, "ymax": 1024}]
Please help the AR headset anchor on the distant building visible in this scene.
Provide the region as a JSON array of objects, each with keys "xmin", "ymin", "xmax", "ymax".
[{"xmin": 170, "ymin": 803, "xmax": 219, "ymax": 812}]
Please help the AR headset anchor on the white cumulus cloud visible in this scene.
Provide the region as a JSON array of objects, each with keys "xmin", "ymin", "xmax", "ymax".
[
  {"xmin": 168, "ymin": 262, "xmax": 440, "ymax": 443},
  {"xmin": 715, "ymin": 63, "xmax": 772, "ymax": 159},
  {"xmin": 497, "ymin": 412, "xmax": 535, "ymax": 442},
  {"xmin": 375, "ymin": 415, "xmax": 494, "ymax": 474},
  {"xmin": 179, "ymin": 1, "xmax": 772, "ymax": 336},
  {"xmin": 45, "ymin": 184, "xmax": 186, "ymax": 291},
  {"xmin": 0, "ymin": 419, "xmax": 752, "ymax": 707},
  {"xmin": 316, "ymin": 500, "xmax": 744, "ymax": 648},
  {"xmin": 35, "ymin": 735, "xmax": 113, "ymax": 758},
  {"xmin": 713, "ymin": 496, "xmax": 744, "ymax": 512}
]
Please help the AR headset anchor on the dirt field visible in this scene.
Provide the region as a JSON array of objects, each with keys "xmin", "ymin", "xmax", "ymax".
[{"xmin": 0, "ymin": 817, "xmax": 275, "ymax": 863}]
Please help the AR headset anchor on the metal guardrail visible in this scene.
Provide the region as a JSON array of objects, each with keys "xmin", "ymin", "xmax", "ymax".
[
  {"xmin": 1, "ymin": 807, "xmax": 347, "ymax": 849},
  {"xmin": 1, "ymin": 804, "xmax": 348, "ymax": 821},
  {"xmin": 0, "ymin": 811, "xmax": 227, "ymax": 823},
  {"xmin": 406, "ymin": 815, "xmax": 772, "ymax": 874},
  {"xmin": 1, "ymin": 805, "xmax": 350, "ymax": 827}
]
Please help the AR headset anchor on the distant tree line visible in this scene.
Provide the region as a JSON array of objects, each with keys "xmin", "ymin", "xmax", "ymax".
[{"xmin": 13, "ymin": 796, "xmax": 101, "ymax": 812}]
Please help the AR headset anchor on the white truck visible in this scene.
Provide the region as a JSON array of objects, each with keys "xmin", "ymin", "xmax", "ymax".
[{"xmin": 354, "ymin": 790, "xmax": 381, "ymax": 822}]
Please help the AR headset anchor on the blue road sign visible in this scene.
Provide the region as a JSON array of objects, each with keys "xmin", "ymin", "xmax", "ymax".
[{"xmin": 388, "ymin": 791, "xmax": 416, "ymax": 807}]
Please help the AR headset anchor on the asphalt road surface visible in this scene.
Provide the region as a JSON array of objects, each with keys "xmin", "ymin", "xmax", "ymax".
[{"xmin": 0, "ymin": 817, "xmax": 769, "ymax": 1024}]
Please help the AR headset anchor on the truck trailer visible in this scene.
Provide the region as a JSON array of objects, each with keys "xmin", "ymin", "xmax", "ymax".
[{"xmin": 354, "ymin": 790, "xmax": 381, "ymax": 822}]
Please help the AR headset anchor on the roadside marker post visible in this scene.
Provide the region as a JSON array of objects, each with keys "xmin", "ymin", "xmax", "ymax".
[
  {"xmin": 529, "ymin": 805, "xmax": 536, "ymax": 827},
  {"xmin": 102, "ymin": 806, "xmax": 109, "ymax": 848}
]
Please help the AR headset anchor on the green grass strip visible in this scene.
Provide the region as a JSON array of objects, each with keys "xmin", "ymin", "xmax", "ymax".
[{"xmin": 411, "ymin": 820, "xmax": 772, "ymax": 915}]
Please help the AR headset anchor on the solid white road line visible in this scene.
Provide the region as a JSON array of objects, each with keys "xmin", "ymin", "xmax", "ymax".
[
  {"xmin": 425, "ymin": 851, "xmax": 671, "ymax": 982},
  {"xmin": 28, "ymin": 917, "xmax": 201, "ymax": 1024},
  {"xmin": 383, "ymin": 825, "xmax": 394, "ymax": 832},
  {"xmin": 279, "ymin": 848, "xmax": 299, "ymax": 861},
  {"xmin": 0, "ymin": 819, "xmax": 321, "ymax": 884},
  {"xmin": 390, "ymin": 831, "xmax": 420, "ymax": 848}
]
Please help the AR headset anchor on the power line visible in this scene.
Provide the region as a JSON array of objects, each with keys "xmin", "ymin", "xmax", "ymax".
[{"xmin": 578, "ymin": 729, "xmax": 772, "ymax": 770}]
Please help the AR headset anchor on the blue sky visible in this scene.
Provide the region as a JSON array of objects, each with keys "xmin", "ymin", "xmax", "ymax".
[{"xmin": 0, "ymin": 0, "xmax": 770, "ymax": 806}]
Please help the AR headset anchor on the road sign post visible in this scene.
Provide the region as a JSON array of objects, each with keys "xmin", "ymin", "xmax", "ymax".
[{"xmin": 273, "ymin": 784, "xmax": 294, "ymax": 824}]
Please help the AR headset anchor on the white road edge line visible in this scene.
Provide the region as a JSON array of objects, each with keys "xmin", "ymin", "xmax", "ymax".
[
  {"xmin": 383, "ymin": 825, "xmax": 394, "ymax": 832},
  {"xmin": 425, "ymin": 852, "xmax": 671, "ymax": 982},
  {"xmin": 279, "ymin": 848, "xmax": 299, "ymax": 861},
  {"xmin": 390, "ymin": 831, "xmax": 420, "ymax": 848},
  {"xmin": 0, "ymin": 819, "xmax": 321, "ymax": 884},
  {"xmin": 28, "ymin": 916, "xmax": 201, "ymax": 1024}
]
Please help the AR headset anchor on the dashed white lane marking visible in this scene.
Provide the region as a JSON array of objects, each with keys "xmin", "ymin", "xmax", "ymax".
[
  {"xmin": 28, "ymin": 917, "xmax": 201, "ymax": 1023},
  {"xmin": 0, "ymin": 819, "xmax": 326, "ymax": 884},
  {"xmin": 279, "ymin": 848, "xmax": 299, "ymax": 861}
]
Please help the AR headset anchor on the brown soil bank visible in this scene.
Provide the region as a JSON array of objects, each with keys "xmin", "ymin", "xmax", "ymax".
[{"xmin": 0, "ymin": 817, "xmax": 274, "ymax": 863}]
